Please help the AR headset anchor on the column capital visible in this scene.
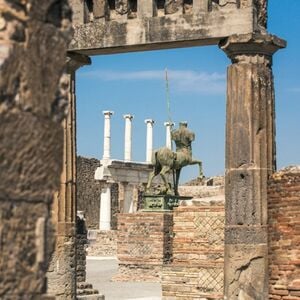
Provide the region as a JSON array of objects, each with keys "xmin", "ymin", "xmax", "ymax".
[
  {"xmin": 103, "ymin": 110, "xmax": 114, "ymax": 117},
  {"xmin": 145, "ymin": 119, "xmax": 155, "ymax": 125},
  {"xmin": 66, "ymin": 52, "xmax": 91, "ymax": 73},
  {"xmin": 123, "ymin": 114, "xmax": 134, "ymax": 120},
  {"xmin": 220, "ymin": 33, "xmax": 286, "ymax": 64},
  {"xmin": 164, "ymin": 121, "xmax": 175, "ymax": 127}
]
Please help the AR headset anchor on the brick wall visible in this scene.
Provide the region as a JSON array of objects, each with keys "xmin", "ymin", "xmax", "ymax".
[
  {"xmin": 114, "ymin": 212, "xmax": 173, "ymax": 282},
  {"xmin": 162, "ymin": 202, "xmax": 225, "ymax": 300},
  {"xmin": 87, "ymin": 230, "xmax": 117, "ymax": 257},
  {"xmin": 268, "ymin": 167, "xmax": 300, "ymax": 300}
]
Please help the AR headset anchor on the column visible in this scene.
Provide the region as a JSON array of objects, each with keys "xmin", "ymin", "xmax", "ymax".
[
  {"xmin": 100, "ymin": 184, "xmax": 111, "ymax": 230},
  {"xmin": 47, "ymin": 53, "xmax": 91, "ymax": 299},
  {"xmin": 102, "ymin": 111, "xmax": 114, "ymax": 160},
  {"xmin": 220, "ymin": 33, "xmax": 286, "ymax": 300},
  {"xmin": 123, "ymin": 114, "xmax": 134, "ymax": 162},
  {"xmin": 164, "ymin": 121, "xmax": 174, "ymax": 150},
  {"xmin": 145, "ymin": 119, "xmax": 154, "ymax": 163}
]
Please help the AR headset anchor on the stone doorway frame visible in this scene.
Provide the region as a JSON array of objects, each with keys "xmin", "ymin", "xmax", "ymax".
[{"xmin": 57, "ymin": 2, "xmax": 286, "ymax": 299}]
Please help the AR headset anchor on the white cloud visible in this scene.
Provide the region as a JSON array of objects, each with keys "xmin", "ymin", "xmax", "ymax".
[{"xmin": 79, "ymin": 69, "xmax": 226, "ymax": 95}]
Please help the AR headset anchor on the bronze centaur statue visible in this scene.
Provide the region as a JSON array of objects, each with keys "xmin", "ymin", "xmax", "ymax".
[{"xmin": 146, "ymin": 122, "xmax": 204, "ymax": 195}]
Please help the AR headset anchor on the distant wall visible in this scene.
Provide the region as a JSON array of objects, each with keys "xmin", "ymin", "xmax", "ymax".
[
  {"xmin": 77, "ymin": 156, "xmax": 101, "ymax": 229},
  {"xmin": 77, "ymin": 156, "xmax": 119, "ymax": 229}
]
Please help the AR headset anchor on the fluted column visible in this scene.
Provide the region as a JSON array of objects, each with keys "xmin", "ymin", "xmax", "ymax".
[
  {"xmin": 123, "ymin": 114, "xmax": 134, "ymax": 162},
  {"xmin": 220, "ymin": 33, "xmax": 286, "ymax": 300},
  {"xmin": 102, "ymin": 111, "xmax": 114, "ymax": 160},
  {"xmin": 164, "ymin": 121, "xmax": 174, "ymax": 150},
  {"xmin": 145, "ymin": 119, "xmax": 154, "ymax": 163}
]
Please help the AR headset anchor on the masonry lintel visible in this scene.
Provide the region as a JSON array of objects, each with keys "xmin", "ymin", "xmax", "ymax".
[{"xmin": 69, "ymin": 7, "xmax": 255, "ymax": 56}]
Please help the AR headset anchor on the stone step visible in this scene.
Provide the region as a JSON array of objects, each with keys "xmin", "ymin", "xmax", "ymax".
[
  {"xmin": 77, "ymin": 294, "xmax": 105, "ymax": 300},
  {"xmin": 77, "ymin": 288, "xmax": 99, "ymax": 296},
  {"xmin": 77, "ymin": 282, "xmax": 93, "ymax": 290}
]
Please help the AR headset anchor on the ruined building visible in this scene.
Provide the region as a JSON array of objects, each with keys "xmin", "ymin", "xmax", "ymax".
[{"xmin": 1, "ymin": 0, "xmax": 299, "ymax": 300}]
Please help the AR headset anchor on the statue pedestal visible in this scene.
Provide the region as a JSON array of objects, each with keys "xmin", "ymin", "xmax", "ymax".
[{"xmin": 142, "ymin": 194, "xmax": 192, "ymax": 211}]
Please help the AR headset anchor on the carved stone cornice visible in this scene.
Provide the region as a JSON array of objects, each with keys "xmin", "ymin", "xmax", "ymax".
[{"xmin": 220, "ymin": 33, "xmax": 286, "ymax": 65}]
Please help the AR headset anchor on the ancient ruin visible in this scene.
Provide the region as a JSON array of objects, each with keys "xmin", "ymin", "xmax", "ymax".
[{"xmin": 1, "ymin": 0, "xmax": 300, "ymax": 300}]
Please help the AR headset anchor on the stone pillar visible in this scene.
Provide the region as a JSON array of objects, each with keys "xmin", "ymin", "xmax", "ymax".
[
  {"xmin": 164, "ymin": 121, "xmax": 174, "ymax": 150},
  {"xmin": 100, "ymin": 184, "xmax": 111, "ymax": 230},
  {"xmin": 145, "ymin": 119, "xmax": 155, "ymax": 163},
  {"xmin": 47, "ymin": 53, "xmax": 91, "ymax": 299},
  {"xmin": 0, "ymin": 2, "xmax": 72, "ymax": 299},
  {"xmin": 220, "ymin": 33, "xmax": 286, "ymax": 300},
  {"xmin": 102, "ymin": 111, "xmax": 114, "ymax": 160},
  {"xmin": 123, "ymin": 114, "xmax": 134, "ymax": 162}
]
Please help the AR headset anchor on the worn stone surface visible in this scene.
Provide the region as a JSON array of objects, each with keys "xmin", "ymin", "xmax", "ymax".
[
  {"xmin": 47, "ymin": 235, "xmax": 76, "ymax": 298},
  {"xmin": 76, "ymin": 216, "xmax": 102, "ymax": 298},
  {"xmin": 93, "ymin": 0, "xmax": 109, "ymax": 19},
  {"xmin": 220, "ymin": 33, "xmax": 286, "ymax": 300},
  {"xmin": 77, "ymin": 156, "xmax": 102, "ymax": 229},
  {"xmin": 165, "ymin": 0, "xmax": 183, "ymax": 15},
  {"xmin": 268, "ymin": 167, "xmax": 300, "ymax": 300},
  {"xmin": 47, "ymin": 54, "xmax": 90, "ymax": 300},
  {"xmin": 0, "ymin": 1, "xmax": 71, "ymax": 298},
  {"xmin": 69, "ymin": 7, "xmax": 255, "ymax": 55}
]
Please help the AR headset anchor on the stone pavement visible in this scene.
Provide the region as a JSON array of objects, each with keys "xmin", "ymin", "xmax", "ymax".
[{"xmin": 86, "ymin": 257, "xmax": 161, "ymax": 300}]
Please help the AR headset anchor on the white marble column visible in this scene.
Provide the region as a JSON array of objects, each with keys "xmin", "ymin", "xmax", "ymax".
[
  {"xmin": 102, "ymin": 111, "xmax": 114, "ymax": 160},
  {"xmin": 164, "ymin": 121, "xmax": 174, "ymax": 150},
  {"xmin": 99, "ymin": 184, "xmax": 111, "ymax": 231},
  {"xmin": 123, "ymin": 114, "xmax": 134, "ymax": 162},
  {"xmin": 145, "ymin": 119, "xmax": 154, "ymax": 163}
]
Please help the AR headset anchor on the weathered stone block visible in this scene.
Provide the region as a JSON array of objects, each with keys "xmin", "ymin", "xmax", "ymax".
[{"xmin": 225, "ymin": 168, "xmax": 268, "ymax": 225}]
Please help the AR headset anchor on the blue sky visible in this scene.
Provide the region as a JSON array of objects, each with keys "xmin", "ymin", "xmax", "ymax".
[{"xmin": 76, "ymin": 2, "xmax": 300, "ymax": 182}]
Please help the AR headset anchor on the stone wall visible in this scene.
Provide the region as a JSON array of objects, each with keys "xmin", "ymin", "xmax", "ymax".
[
  {"xmin": 0, "ymin": 1, "xmax": 71, "ymax": 298},
  {"xmin": 77, "ymin": 156, "xmax": 101, "ymax": 229},
  {"xmin": 268, "ymin": 167, "xmax": 300, "ymax": 300},
  {"xmin": 77, "ymin": 156, "xmax": 119, "ymax": 229},
  {"xmin": 76, "ymin": 217, "xmax": 88, "ymax": 283},
  {"xmin": 114, "ymin": 212, "xmax": 173, "ymax": 282},
  {"xmin": 162, "ymin": 201, "xmax": 225, "ymax": 300}
]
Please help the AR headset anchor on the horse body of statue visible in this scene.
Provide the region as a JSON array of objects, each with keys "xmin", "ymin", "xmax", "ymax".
[{"xmin": 146, "ymin": 122, "xmax": 203, "ymax": 195}]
